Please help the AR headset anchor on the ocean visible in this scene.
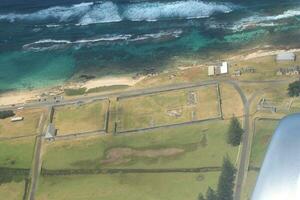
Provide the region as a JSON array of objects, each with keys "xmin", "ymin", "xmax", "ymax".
[{"xmin": 1, "ymin": 0, "xmax": 300, "ymax": 91}]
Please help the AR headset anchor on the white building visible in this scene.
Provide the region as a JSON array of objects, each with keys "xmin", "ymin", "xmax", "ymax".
[
  {"xmin": 220, "ymin": 62, "xmax": 228, "ymax": 74},
  {"xmin": 208, "ymin": 62, "xmax": 229, "ymax": 76},
  {"xmin": 208, "ymin": 66, "xmax": 215, "ymax": 76},
  {"xmin": 11, "ymin": 116, "xmax": 24, "ymax": 122},
  {"xmin": 276, "ymin": 52, "xmax": 296, "ymax": 61}
]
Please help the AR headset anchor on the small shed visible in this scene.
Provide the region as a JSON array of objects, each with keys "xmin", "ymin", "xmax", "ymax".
[
  {"xmin": 45, "ymin": 123, "xmax": 56, "ymax": 140},
  {"xmin": 208, "ymin": 66, "xmax": 215, "ymax": 76},
  {"xmin": 276, "ymin": 52, "xmax": 296, "ymax": 61},
  {"xmin": 220, "ymin": 62, "xmax": 228, "ymax": 74},
  {"xmin": 11, "ymin": 117, "xmax": 24, "ymax": 122},
  {"xmin": 233, "ymin": 70, "xmax": 242, "ymax": 76}
]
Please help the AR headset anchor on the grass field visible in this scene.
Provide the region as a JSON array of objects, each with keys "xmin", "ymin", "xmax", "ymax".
[
  {"xmin": 249, "ymin": 119, "xmax": 279, "ymax": 168},
  {"xmin": 116, "ymin": 84, "xmax": 220, "ymax": 131},
  {"xmin": 42, "ymin": 120, "xmax": 238, "ymax": 170},
  {"xmin": 36, "ymin": 172, "xmax": 219, "ymax": 200},
  {"xmin": 53, "ymin": 100, "xmax": 108, "ymax": 135},
  {"xmin": 231, "ymin": 54, "xmax": 300, "ymax": 81},
  {"xmin": 241, "ymin": 171, "xmax": 259, "ymax": 200},
  {"xmin": 0, "ymin": 180, "xmax": 25, "ymax": 200},
  {"xmin": 0, "ymin": 108, "xmax": 44, "ymax": 137},
  {"xmin": 0, "ymin": 136, "xmax": 36, "ymax": 168},
  {"xmin": 220, "ymin": 83, "xmax": 244, "ymax": 120}
]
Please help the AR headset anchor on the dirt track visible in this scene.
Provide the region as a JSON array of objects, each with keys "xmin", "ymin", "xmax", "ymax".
[{"xmin": 102, "ymin": 147, "xmax": 184, "ymax": 164}]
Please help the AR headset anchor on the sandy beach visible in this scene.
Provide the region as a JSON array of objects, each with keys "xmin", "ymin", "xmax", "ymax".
[
  {"xmin": 0, "ymin": 90, "xmax": 40, "ymax": 106},
  {"xmin": 0, "ymin": 75, "xmax": 146, "ymax": 106},
  {"xmin": 0, "ymin": 47, "xmax": 298, "ymax": 107},
  {"xmin": 81, "ymin": 76, "xmax": 145, "ymax": 90}
]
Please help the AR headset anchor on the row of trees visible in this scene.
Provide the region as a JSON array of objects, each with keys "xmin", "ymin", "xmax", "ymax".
[
  {"xmin": 0, "ymin": 110, "xmax": 15, "ymax": 119},
  {"xmin": 198, "ymin": 157, "xmax": 236, "ymax": 200},
  {"xmin": 198, "ymin": 117, "xmax": 242, "ymax": 200}
]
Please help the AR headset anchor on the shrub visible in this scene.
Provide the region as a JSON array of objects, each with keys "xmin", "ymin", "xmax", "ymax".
[
  {"xmin": 64, "ymin": 88, "xmax": 86, "ymax": 96},
  {"xmin": 0, "ymin": 110, "xmax": 15, "ymax": 119},
  {"xmin": 288, "ymin": 80, "xmax": 300, "ymax": 97}
]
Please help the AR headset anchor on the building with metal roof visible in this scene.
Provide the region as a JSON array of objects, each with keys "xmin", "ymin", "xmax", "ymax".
[
  {"xmin": 45, "ymin": 123, "xmax": 56, "ymax": 140},
  {"xmin": 276, "ymin": 52, "xmax": 296, "ymax": 61}
]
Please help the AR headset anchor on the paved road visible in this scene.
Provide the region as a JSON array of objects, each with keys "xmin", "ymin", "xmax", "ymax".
[
  {"xmin": 28, "ymin": 135, "xmax": 42, "ymax": 200},
  {"xmin": 0, "ymin": 80, "xmax": 218, "ymax": 111},
  {"xmin": 27, "ymin": 112, "xmax": 48, "ymax": 200},
  {"xmin": 232, "ymin": 81, "xmax": 250, "ymax": 200},
  {"xmin": 232, "ymin": 79, "xmax": 291, "ymax": 200}
]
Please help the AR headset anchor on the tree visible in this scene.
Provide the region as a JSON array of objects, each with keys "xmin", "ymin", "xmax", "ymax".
[
  {"xmin": 217, "ymin": 157, "xmax": 236, "ymax": 200},
  {"xmin": 227, "ymin": 116, "xmax": 243, "ymax": 146},
  {"xmin": 0, "ymin": 110, "xmax": 15, "ymax": 119},
  {"xmin": 198, "ymin": 193, "xmax": 206, "ymax": 200},
  {"xmin": 288, "ymin": 80, "xmax": 300, "ymax": 97},
  {"xmin": 206, "ymin": 187, "xmax": 218, "ymax": 200}
]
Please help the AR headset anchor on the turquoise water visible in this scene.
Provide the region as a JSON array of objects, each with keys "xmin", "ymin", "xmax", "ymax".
[
  {"xmin": 1, "ymin": 0, "xmax": 300, "ymax": 91},
  {"xmin": 0, "ymin": 51, "xmax": 75, "ymax": 91}
]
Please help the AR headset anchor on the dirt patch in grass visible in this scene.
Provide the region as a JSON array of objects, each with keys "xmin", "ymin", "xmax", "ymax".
[
  {"xmin": 261, "ymin": 135, "xmax": 271, "ymax": 146},
  {"xmin": 102, "ymin": 147, "xmax": 185, "ymax": 165}
]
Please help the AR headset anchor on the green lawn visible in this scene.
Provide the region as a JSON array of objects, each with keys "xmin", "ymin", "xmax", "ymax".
[
  {"xmin": 42, "ymin": 120, "xmax": 238, "ymax": 170},
  {"xmin": 0, "ymin": 180, "xmax": 25, "ymax": 200},
  {"xmin": 0, "ymin": 136, "xmax": 36, "ymax": 168},
  {"xmin": 117, "ymin": 85, "xmax": 219, "ymax": 131},
  {"xmin": 36, "ymin": 172, "xmax": 219, "ymax": 200},
  {"xmin": 241, "ymin": 171, "xmax": 259, "ymax": 200},
  {"xmin": 53, "ymin": 100, "xmax": 108, "ymax": 135},
  {"xmin": 249, "ymin": 119, "xmax": 279, "ymax": 168}
]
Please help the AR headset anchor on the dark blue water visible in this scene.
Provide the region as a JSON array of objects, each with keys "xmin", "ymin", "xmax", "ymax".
[{"xmin": 1, "ymin": 0, "xmax": 300, "ymax": 91}]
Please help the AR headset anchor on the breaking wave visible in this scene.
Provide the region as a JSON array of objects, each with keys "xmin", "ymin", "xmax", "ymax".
[
  {"xmin": 0, "ymin": 1, "xmax": 234, "ymax": 25},
  {"xmin": 232, "ymin": 8, "xmax": 300, "ymax": 31},
  {"xmin": 23, "ymin": 30, "xmax": 183, "ymax": 51},
  {"xmin": 0, "ymin": 2, "xmax": 93, "ymax": 22}
]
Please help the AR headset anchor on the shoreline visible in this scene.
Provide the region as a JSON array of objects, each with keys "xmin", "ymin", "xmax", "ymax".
[
  {"xmin": 0, "ymin": 74, "xmax": 146, "ymax": 106},
  {"xmin": 1, "ymin": 46, "xmax": 299, "ymax": 106}
]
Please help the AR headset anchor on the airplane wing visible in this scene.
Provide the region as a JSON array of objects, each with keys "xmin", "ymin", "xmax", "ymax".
[{"xmin": 251, "ymin": 114, "xmax": 300, "ymax": 200}]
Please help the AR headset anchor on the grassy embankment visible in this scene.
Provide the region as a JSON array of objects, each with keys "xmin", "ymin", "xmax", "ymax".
[{"xmin": 64, "ymin": 85, "xmax": 129, "ymax": 96}]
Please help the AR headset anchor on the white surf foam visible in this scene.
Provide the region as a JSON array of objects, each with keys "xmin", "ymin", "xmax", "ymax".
[
  {"xmin": 0, "ymin": 2, "xmax": 93, "ymax": 22},
  {"xmin": 130, "ymin": 30, "xmax": 183, "ymax": 41},
  {"xmin": 232, "ymin": 8, "xmax": 300, "ymax": 31},
  {"xmin": 23, "ymin": 30, "xmax": 183, "ymax": 50},
  {"xmin": 78, "ymin": 2, "xmax": 121, "ymax": 25},
  {"xmin": 46, "ymin": 24, "xmax": 61, "ymax": 28},
  {"xmin": 122, "ymin": 0, "xmax": 233, "ymax": 22},
  {"xmin": 0, "ymin": 1, "xmax": 234, "ymax": 25},
  {"xmin": 23, "ymin": 34, "xmax": 133, "ymax": 50}
]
